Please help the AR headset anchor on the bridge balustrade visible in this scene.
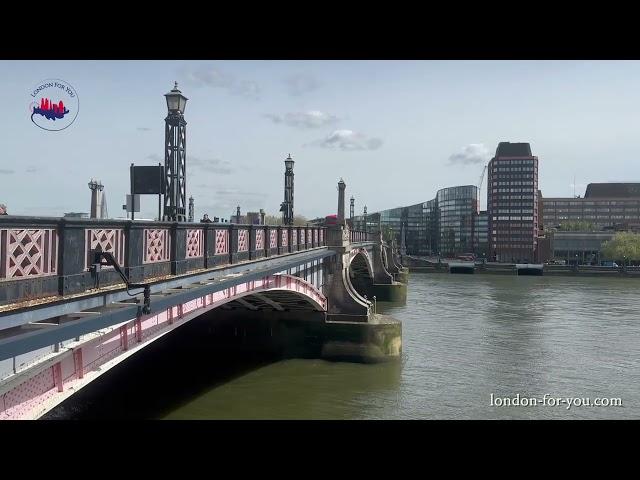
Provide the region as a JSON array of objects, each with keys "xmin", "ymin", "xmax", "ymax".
[
  {"xmin": 0, "ymin": 217, "xmax": 327, "ymax": 307},
  {"xmin": 349, "ymin": 230, "xmax": 371, "ymax": 242}
]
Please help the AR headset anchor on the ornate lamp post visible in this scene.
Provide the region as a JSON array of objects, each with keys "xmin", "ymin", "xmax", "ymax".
[
  {"xmin": 163, "ymin": 82, "xmax": 188, "ymax": 222},
  {"xmin": 363, "ymin": 205, "xmax": 368, "ymax": 234},
  {"xmin": 88, "ymin": 178, "xmax": 104, "ymax": 219},
  {"xmin": 188, "ymin": 195, "xmax": 194, "ymax": 222},
  {"xmin": 350, "ymin": 196, "xmax": 355, "ymax": 222},
  {"xmin": 280, "ymin": 154, "xmax": 295, "ymax": 225}
]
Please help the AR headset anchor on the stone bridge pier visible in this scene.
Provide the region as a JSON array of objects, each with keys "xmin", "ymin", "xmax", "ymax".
[
  {"xmin": 384, "ymin": 238, "xmax": 410, "ymax": 285},
  {"xmin": 316, "ymin": 180, "xmax": 406, "ymax": 362}
]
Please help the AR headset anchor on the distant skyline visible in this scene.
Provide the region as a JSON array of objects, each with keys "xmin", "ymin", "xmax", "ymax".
[{"xmin": 2, "ymin": 60, "xmax": 640, "ymax": 220}]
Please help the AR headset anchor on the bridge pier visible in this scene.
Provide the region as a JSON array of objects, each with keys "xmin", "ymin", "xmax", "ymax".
[
  {"xmin": 387, "ymin": 241, "xmax": 409, "ymax": 284},
  {"xmin": 184, "ymin": 307, "xmax": 402, "ymax": 364},
  {"xmin": 320, "ymin": 223, "xmax": 402, "ymax": 361},
  {"xmin": 370, "ymin": 238, "xmax": 407, "ymax": 303},
  {"xmin": 321, "ymin": 314, "xmax": 402, "ymax": 363}
]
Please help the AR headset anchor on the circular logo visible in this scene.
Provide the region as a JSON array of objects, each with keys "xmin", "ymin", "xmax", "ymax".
[{"xmin": 29, "ymin": 78, "xmax": 79, "ymax": 131}]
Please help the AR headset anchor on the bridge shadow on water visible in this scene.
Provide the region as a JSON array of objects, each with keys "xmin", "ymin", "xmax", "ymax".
[
  {"xmin": 43, "ymin": 306, "xmax": 403, "ymax": 420},
  {"xmin": 42, "ymin": 315, "xmax": 285, "ymax": 420}
]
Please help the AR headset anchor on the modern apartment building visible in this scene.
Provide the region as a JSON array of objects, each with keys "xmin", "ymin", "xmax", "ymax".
[{"xmin": 487, "ymin": 142, "xmax": 539, "ymax": 263}]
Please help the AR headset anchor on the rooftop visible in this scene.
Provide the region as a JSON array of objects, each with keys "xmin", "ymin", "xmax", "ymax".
[
  {"xmin": 495, "ymin": 142, "xmax": 532, "ymax": 158},
  {"xmin": 584, "ymin": 183, "xmax": 640, "ymax": 199}
]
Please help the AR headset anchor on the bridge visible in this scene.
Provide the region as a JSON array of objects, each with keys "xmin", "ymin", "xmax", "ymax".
[{"xmin": 0, "ymin": 182, "xmax": 408, "ymax": 419}]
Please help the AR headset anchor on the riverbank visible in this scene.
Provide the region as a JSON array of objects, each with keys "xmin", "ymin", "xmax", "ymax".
[{"xmin": 406, "ymin": 261, "xmax": 640, "ymax": 277}]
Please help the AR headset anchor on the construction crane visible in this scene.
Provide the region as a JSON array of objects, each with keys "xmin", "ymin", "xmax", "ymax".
[{"xmin": 477, "ymin": 164, "xmax": 488, "ymax": 204}]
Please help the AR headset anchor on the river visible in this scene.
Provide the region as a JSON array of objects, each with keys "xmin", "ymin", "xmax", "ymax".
[{"xmin": 45, "ymin": 273, "xmax": 640, "ymax": 419}]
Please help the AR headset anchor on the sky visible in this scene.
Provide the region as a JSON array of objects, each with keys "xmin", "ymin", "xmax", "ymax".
[{"xmin": 2, "ymin": 60, "xmax": 640, "ymax": 220}]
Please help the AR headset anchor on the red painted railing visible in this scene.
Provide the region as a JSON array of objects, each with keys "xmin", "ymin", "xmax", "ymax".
[{"xmin": 0, "ymin": 217, "xmax": 328, "ymax": 307}]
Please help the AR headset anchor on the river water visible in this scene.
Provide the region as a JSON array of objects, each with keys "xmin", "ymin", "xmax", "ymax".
[{"xmin": 47, "ymin": 273, "xmax": 640, "ymax": 420}]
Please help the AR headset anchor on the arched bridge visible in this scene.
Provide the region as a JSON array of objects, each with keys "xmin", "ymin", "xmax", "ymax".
[{"xmin": 0, "ymin": 201, "xmax": 407, "ymax": 419}]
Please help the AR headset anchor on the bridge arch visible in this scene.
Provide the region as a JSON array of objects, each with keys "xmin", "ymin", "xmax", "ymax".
[
  {"xmin": 0, "ymin": 274, "xmax": 327, "ymax": 420},
  {"xmin": 217, "ymin": 274, "xmax": 327, "ymax": 312},
  {"xmin": 347, "ymin": 248, "xmax": 375, "ymax": 299}
]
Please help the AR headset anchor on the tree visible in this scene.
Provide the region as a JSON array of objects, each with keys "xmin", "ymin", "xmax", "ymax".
[
  {"xmin": 292, "ymin": 215, "xmax": 308, "ymax": 226},
  {"xmin": 263, "ymin": 214, "xmax": 283, "ymax": 225},
  {"xmin": 555, "ymin": 220, "xmax": 596, "ymax": 232},
  {"xmin": 601, "ymin": 232, "xmax": 640, "ymax": 262},
  {"xmin": 262, "ymin": 213, "xmax": 309, "ymax": 226}
]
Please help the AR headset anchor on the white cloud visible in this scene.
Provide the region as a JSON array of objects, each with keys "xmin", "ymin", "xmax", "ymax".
[
  {"xmin": 146, "ymin": 154, "xmax": 234, "ymax": 174},
  {"xmin": 285, "ymin": 73, "xmax": 321, "ymax": 96},
  {"xmin": 306, "ymin": 129, "xmax": 383, "ymax": 151},
  {"xmin": 188, "ymin": 156, "xmax": 233, "ymax": 175},
  {"xmin": 448, "ymin": 144, "xmax": 490, "ymax": 165},
  {"xmin": 183, "ymin": 66, "xmax": 261, "ymax": 100},
  {"xmin": 264, "ymin": 110, "xmax": 339, "ymax": 129}
]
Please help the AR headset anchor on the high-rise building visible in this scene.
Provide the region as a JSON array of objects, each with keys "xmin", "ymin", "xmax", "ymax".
[{"xmin": 487, "ymin": 142, "xmax": 539, "ymax": 263}]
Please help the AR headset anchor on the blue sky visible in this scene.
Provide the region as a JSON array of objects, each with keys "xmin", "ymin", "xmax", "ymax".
[{"xmin": 2, "ymin": 60, "xmax": 640, "ymax": 220}]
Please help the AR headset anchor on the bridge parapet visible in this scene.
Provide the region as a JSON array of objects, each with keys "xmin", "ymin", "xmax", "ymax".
[
  {"xmin": 0, "ymin": 216, "xmax": 327, "ymax": 308},
  {"xmin": 349, "ymin": 229, "xmax": 373, "ymax": 243}
]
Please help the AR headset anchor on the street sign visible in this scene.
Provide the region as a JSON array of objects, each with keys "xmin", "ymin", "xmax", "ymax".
[
  {"xmin": 123, "ymin": 194, "xmax": 140, "ymax": 212},
  {"xmin": 131, "ymin": 165, "xmax": 164, "ymax": 195}
]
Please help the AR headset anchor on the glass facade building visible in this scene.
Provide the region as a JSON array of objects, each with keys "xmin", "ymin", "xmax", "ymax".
[
  {"xmin": 352, "ymin": 187, "xmax": 478, "ymax": 258},
  {"xmin": 353, "ymin": 201, "xmax": 438, "ymax": 256},
  {"xmin": 474, "ymin": 210, "xmax": 488, "ymax": 258},
  {"xmin": 436, "ymin": 185, "xmax": 478, "ymax": 256}
]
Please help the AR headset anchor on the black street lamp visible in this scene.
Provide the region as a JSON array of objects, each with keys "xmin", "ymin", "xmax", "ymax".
[
  {"xmin": 280, "ymin": 154, "xmax": 294, "ymax": 225},
  {"xmin": 163, "ymin": 82, "xmax": 188, "ymax": 222},
  {"xmin": 363, "ymin": 205, "xmax": 368, "ymax": 234},
  {"xmin": 165, "ymin": 82, "xmax": 188, "ymax": 114}
]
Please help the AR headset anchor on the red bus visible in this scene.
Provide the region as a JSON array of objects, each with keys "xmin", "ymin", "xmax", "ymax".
[{"xmin": 324, "ymin": 214, "xmax": 338, "ymax": 226}]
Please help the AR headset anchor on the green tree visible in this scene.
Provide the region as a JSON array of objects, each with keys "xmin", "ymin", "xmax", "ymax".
[
  {"xmin": 601, "ymin": 232, "xmax": 640, "ymax": 262},
  {"xmin": 555, "ymin": 220, "xmax": 596, "ymax": 231}
]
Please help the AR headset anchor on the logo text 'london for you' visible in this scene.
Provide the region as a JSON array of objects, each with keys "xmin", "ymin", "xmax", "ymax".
[{"xmin": 29, "ymin": 79, "xmax": 79, "ymax": 131}]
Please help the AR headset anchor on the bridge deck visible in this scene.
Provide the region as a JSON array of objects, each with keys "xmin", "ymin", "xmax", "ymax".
[{"xmin": 0, "ymin": 248, "xmax": 334, "ymax": 361}]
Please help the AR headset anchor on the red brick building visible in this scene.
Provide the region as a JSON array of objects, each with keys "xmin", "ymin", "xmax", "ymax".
[{"xmin": 487, "ymin": 142, "xmax": 539, "ymax": 263}]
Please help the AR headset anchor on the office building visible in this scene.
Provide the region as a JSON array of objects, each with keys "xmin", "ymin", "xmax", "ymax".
[
  {"xmin": 542, "ymin": 183, "xmax": 640, "ymax": 231},
  {"xmin": 437, "ymin": 185, "xmax": 478, "ymax": 256},
  {"xmin": 487, "ymin": 142, "xmax": 539, "ymax": 263},
  {"xmin": 352, "ymin": 186, "xmax": 477, "ymax": 258}
]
